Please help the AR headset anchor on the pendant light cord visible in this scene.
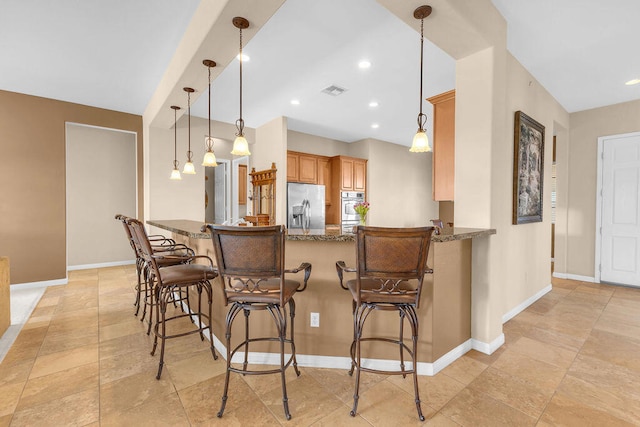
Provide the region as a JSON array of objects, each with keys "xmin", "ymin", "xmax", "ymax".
[
  {"xmin": 208, "ymin": 65, "xmax": 212, "ymax": 140},
  {"xmin": 187, "ymin": 91, "xmax": 192, "ymax": 161},
  {"xmin": 417, "ymin": 17, "xmax": 426, "ymax": 132},
  {"xmin": 173, "ymin": 108, "xmax": 178, "ymax": 168},
  {"xmin": 236, "ymin": 27, "xmax": 244, "ymax": 137}
]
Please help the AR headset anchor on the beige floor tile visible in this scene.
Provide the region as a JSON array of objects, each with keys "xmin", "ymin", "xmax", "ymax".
[
  {"xmin": 0, "ymin": 382, "xmax": 24, "ymax": 417},
  {"xmin": 307, "ymin": 366, "xmax": 386, "ymax": 405},
  {"xmin": 439, "ymin": 355, "xmax": 488, "ymax": 385},
  {"xmin": 520, "ymin": 324, "xmax": 586, "ymax": 352},
  {"xmin": 9, "ymin": 388, "xmax": 99, "ymax": 427},
  {"xmin": 0, "ymin": 341, "xmax": 41, "ymax": 366},
  {"xmin": 0, "ymin": 359, "xmax": 33, "ymax": 387},
  {"xmin": 539, "ymin": 393, "xmax": 636, "ymax": 427},
  {"xmin": 462, "ymin": 347, "xmax": 506, "ymax": 366},
  {"xmin": 37, "ymin": 326, "xmax": 99, "ymax": 356},
  {"xmin": 507, "ymin": 336, "xmax": 577, "ymax": 369},
  {"xmin": 100, "ymin": 392, "xmax": 189, "ymax": 426},
  {"xmin": 491, "ymin": 349, "xmax": 567, "ymax": 392},
  {"xmin": 593, "ymin": 313, "xmax": 640, "ymax": 341},
  {"xmin": 424, "ymin": 413, "xmax": 462, "ymax": 426},
  {"xmin": 346, "ymin": 378, "xmax": 435, "ymax": 425},
  {"xmin": 567, "ymin": 354, "xmax": 640, "ymax": 402},
  {"xmin": 165, "ymin": 348, "xmax": 224, "ymax": 390},
  {"xmin": 99, "ymin": 346, "xmax": 156, "ymax": 385},
  {"xmin": 16, "ymin": 362, "xmax": 98, "ymax": 411},
  {"xmin": 309, "ymin": 403, "xmax": 373, "ymax": 426},
  {"xmin": 99, "ymin": 367, "xmax": 176, "ymax": 418},
  {"xmin": 440, "ymin": 388, "xmax": 536, "ymax": 427},
  {"xmin": 579, "ymin": 328, "xmax": 640, "ymax": 373},
  {"xmin": 467, "ymin": 367, "xmax": 552, "ymax": 418},
  {"xmin": 0, "ymin": 414, "xmax": 12, "ymax": 427},
  {"xmin": 29, "ymin": 343, "xmax": 98, "ymax": 379},
  {"xmin": 526, "ymin": 296, "xmax": 559, "ymax": 315},
  {"xmin": 556, "ymin": 375, "xmax": 640, "ymax": 425},
  {"xmin": 98, "ymin": 330, "xmax": 154, "ymax": 360},
  {"xmin": 179, "ymin": 375, "xmax": 279, "ymax": 426},
  {"xmin": 387, "ymin": 368, "xmax": 465, "ymax": 411},
  {"xmin": 99, "ymin": 317, "xmax": 147, "ymax": 342},
  {"xmin": 259, "ymin": 369, "xmax": 345, "ymax": 424},
  {"xmin": 49, "ymin": 306, "xmax": 98, "ymax": 326}
]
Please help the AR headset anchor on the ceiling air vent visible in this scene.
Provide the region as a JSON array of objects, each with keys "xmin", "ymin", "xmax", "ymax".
[{"xmin": 321, "ymin": 85, "xmax": 347, "ymax": 96}]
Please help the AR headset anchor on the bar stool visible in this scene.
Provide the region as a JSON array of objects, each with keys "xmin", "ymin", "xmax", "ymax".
[
  {"xmin": 115, "ymin": 214, "xmax": 193, "ymax": 321},
  {"xmin": 128, "ymin": 218, "xmax": 218, "ymax": 379},
  {"xmin": 336, "ymin": 225, "xmax": 434, "ymax": 421},
  {"xmin": 204, "ymin": 224, "xmax": 311, "ymax": 420}
]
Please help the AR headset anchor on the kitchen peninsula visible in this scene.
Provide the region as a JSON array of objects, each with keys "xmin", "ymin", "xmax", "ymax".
[{"xmin": 148, "ymin": 219, "xmax": 495, "ymax": 374}]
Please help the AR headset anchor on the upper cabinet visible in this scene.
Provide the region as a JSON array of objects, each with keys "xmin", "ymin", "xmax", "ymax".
[
  {"xmin": 332, "ymin": 156, "xmax": 367, "ymax": 192},
  {"xmin": 427, "ymin": 89, "xmax": 455, "ymax": 201}
]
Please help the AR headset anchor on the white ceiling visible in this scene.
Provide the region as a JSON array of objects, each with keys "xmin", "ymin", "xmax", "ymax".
[{"xmin": 1, "ymin": 0, "xmax": 639, "ymax": 147}]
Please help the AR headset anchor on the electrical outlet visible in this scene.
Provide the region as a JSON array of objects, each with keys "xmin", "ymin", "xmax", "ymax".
[{"xmin": 310, "ymin": 312, "xmax": 320, "ymax": 328}]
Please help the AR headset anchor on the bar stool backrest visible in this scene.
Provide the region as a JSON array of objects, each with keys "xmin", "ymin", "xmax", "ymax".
[
  {"xmin": 127, "ymin": 218, "xmax": 162, "ymax": 280},
  {"xmin": 206, "ymin": 225, "xmax": 286, "ymax": 306},
  {"xmin": 355, "ymin": 226, "xmax": 434, "ymax": 308}
]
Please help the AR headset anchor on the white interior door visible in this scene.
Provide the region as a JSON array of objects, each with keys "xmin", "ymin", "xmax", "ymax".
[{"xmin": 600, "ymin": 132, "xmax": 640, "ymax": 287}]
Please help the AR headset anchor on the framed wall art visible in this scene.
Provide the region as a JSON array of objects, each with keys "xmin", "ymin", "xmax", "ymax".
[{"xmin": 513, "ymin": 111, "xmax": 545, "ymax": 224}]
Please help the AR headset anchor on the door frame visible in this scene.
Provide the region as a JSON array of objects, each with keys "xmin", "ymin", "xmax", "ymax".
[{"xmin": 595, "ymin": 130, "xmax": 640, "ymax": 283}]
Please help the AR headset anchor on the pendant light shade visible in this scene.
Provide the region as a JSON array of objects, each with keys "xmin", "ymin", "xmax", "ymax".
[
  {"xmin": 231, "ymin": 16, "xmax": 251, "ymax": 156},
  {"xmin": 202, "ymin": 59, "xmax": 219, "ymax": 167},
  {"xmin": 410, "ymin": 5, "xmax": 433, "ymax": 153},
  {"xmin": 183, "ymin": 87, "xmax": 196, "ymax": 174},
  {"xmin": 170, "ymin": 105, "xmax": 182, "ymax": 180}
]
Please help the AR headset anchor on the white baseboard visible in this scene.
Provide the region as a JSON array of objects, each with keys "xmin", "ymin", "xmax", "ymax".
[
  {"xmin": 471, "ymin": 334, "xmax": 505, "ymax": 355},
  {"xmin": 177, "ymin": 297, "xmax": 474, "ymax": 376},
  {"xmin": 552, "ymin": 272, "xmax": 596, "ymax": 283},
  {"xmin": 68, "ymin": 260, "xmax": 135, "ymax": 271},
  {"xmin": 11, "ymin": 278, "xmax": 68, "ymax": 289},
  {"xmin": 502, "ymin": 284, "xmax": 552, "ymax": 324}
]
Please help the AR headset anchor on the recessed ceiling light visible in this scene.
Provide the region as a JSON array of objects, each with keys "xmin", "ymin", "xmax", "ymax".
[
  {"xmin": 236, "ymin": 53, "xmax": 250, "ymax": 62},
  {"xmin": 625, "ymin": 78, "xmax": 640, "ymax": 86},
  {"xmin": 369, "ymin": 101, "xmax": 379, "ymax": 108},
  {"xmin": 358, "ymin": 60, "xmax": 371, "ymax": 69},
  {"xmin": 371, "ymin": 123, "xmax": 379, "ymax": 129},
  {"xmin": 290, "ymin": 99, "xmax": 300, "ymax": 105}
]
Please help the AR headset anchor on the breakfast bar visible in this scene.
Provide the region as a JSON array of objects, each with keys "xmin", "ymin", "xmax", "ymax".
[{"xmin": 147, "ymin": 219, "xmax": 495, "ymax": 373}]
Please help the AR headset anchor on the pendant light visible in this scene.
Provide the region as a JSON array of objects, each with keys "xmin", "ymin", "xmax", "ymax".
[
  {"xmin": 182, "ymin": 87, "xmax": 196, "ymax": 174},
  {"xmin": 170, "ymin": 105, "xmax": 182, "ymax": 180},
  {"xmin": 202, "ymin": 59, "xmax": 218, "ymax": 167},
  {"xmin": 231, "ymin": 16, "xmax": 251, "ymax": 156},
  {"xmin": 410, "ymin": 5, "xmax": 433, "ymax": 153}
]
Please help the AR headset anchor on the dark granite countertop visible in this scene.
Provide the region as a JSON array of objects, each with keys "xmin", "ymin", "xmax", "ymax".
[{"xmin": 148, "ymin": 220, "xmax": 496, "ymax": 243}]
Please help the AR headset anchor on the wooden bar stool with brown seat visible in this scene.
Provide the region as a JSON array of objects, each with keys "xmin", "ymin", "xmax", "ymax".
[
  {"xmin": 203, "ymin": 224, "xmax": 311, "ymax": 420},
  {"xmin": 128, "ymin": 218, "xmax": 218, "ymax": 379},
  {"xmin": 336, "ymin": 225, "xmax": 434, "ymax": 421}
]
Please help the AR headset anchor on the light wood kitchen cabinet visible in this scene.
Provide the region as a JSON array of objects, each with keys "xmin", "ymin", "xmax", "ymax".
[
  {"xmin": 332, "ymin": 156, "xmax": 367, "ymax": 191},
  {"xmin": 427, "ymin": 89, "xmax": 455, "ymax": 201},
  {"xmin": 317, "ymin": 157, "xmax": 332, "ymax": 206},
  {"xmin": 298, "ymin": 154, "xmax": 318, "ymax": 183},
  {"xmin": 238, "ymin": 164, "xmax": 247, "ymax": 205},
  {"xmin": 287, "ymin": 151, "xmax": 319, "ymax": 184},
  {"xmin": 287, "ymin": 152, "xmax": 299, "ymax": 182}
]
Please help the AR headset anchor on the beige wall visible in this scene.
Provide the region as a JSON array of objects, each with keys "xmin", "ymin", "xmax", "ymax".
[
  {"xmin": 351, "ymin": 138, "xmax": 439, "ymax": 227},
  {"xmin": 147, "ymin": 116, "xmax": 250, "ymax": 228},
  {"xmin": 501, "ymin": 53, "xmax": 569, "ymax": 315},
  {"xmin": 0, "ymin": 90, "xmax": 143, "ymax": 284},
  {"xmin": 566, "ymin": 99, "xmax": 640, "ymax": 278}
]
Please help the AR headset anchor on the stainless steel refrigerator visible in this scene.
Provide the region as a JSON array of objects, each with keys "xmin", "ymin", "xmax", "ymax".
[{"xmin": 287, "ymin": 183, "xmax": 325, "ymax": 231}]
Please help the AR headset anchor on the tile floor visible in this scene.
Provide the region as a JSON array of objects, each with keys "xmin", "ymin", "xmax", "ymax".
[{"xmin": 1, "ymin": 266, "xmax": 639, "ymax": 426}]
